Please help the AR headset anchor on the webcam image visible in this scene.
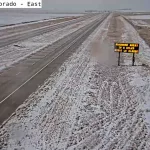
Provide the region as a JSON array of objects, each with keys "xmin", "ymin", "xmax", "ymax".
[{"xmin": 0, "ymin": 0, "xmax": 150, "ymax": 149}]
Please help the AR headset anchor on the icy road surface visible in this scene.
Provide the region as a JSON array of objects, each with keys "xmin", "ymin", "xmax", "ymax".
[{"xmin": 1, "ymin": 13, "xmax": 150, "ymax": 149}]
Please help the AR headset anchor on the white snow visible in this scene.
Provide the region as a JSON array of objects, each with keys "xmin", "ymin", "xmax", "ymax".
[
  {"xmin": 144, "ymin": 101, "xmax": 150, "ymax": 128},
  {"xmin": 1, "ymin": 14, "xmax": 150, "ymax": 150},
  {"xmin": 0, "ymin": 12, "xmax": 83, "ymax": 27},
  {"xmin": 0, "ymin": 17, "xmax": 79, "ymax": 39},
  {"xmin": 130, "ymin": 19, "xmax": 150, "ymax": 27},
  {"xmin": 126, "ymin": 15, "xmax": 150, "ymax": 20},
  {"xmin": 120, "ymin": 17, "xmax": 150, "ymax": 66},
  {"xmin": 130, "ymin": 74, "xmax": 147, "ymax": 87},
  {"xmin": 0, "ymin": 14, "xmax": 111, "ymax": 150},
  {"xmin": 0, "ymin": 15, "xmax": 102, "ymax": 72},
  {"xmin": 127, "ymin": 67, "xmax": 150, "ymax": 132},
  {"xmin": 120, "ymin": 16, "xmax": 150, "ymax": 133}
]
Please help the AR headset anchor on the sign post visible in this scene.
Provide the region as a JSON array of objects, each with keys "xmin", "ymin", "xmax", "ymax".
[
  {"xmin": 114, "ymin": 43, "xmax": 139, "ymax": 66},
  {"xmin": 132, "ymin": 53, "xmax": 135, "ymax": 66},
  {"xmin": 118, "ymin": 52, "xmax": 121, "ymax": 66}
]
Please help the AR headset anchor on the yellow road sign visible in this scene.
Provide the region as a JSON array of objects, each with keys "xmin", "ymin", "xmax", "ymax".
[{"xmin": 115, "ymin": 43, "xmax": 139, "ymax": 53}]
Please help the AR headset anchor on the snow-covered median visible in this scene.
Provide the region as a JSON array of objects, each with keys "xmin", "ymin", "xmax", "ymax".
[
  {"xmin": 120, "ymin": 17, "xmax": 150, "ymax": 66},
  {"xmin": 0, "ymin": 15, "xmax": 102, "ymax": 72},
  {"xmin": 130, "ymin": 19, "xmax": 150, "ymax": 27},
  {"xmin": 126, "ymin": 15, "xmax": 150, "ymax": 20},
  {"xmin": 0, "ymin": 14, "xmax": 111, "ymax": 150},
  {"xmin": 1, "ymin": 14, "xmax": 150, "ymax": 150},
  {"xmin": 120, "ymin": 16, "xmax": 150, "ymax": 134}
]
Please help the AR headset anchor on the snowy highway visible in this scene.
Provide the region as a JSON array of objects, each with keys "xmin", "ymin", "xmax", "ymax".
[
  {"xmin": 0, "ymin": 14, "xmax": 95, "ymax": 48},
  {"xmin": 0, "ymin": 14, "xmax": 102, "ymax": 71},
  {"xmin": 1, "ymin": 13, "xmax": 150, "ymax": 149},
  {"xmin": 0, "ymin": 13, "xmax": 108, "ymax": 125}
]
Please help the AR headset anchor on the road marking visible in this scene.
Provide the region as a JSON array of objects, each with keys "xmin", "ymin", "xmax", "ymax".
[
  {"xmin": 0, "ymin": 15, "xmax": 108, "ymax": 128},
  {"xmin": 0, "ymin": 32, "xmax": 83, "ymax": 128},
  {"xmin": 0, "ymin": 31, "xmax": 83, "ymax": 104},
  {"xmin": 0, "ymin": 51, "xmax": 65, "ymax": 104},
  {"xmin": 0, "ymin": 16, "xmax": 107, "ymax": 105}
]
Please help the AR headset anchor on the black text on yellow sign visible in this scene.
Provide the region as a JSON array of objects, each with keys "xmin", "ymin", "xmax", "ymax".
[{"xmin": 114, "ymin": 43, "xmax": 139, "ymax": 54}]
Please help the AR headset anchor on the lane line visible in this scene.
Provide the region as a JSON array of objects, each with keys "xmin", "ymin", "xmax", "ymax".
[
  {"xmin": 0, "ymin": 47, "xmax": 69, "ymax": 104},
  {"xmin": 0, "ymin": 32, "xmax": 83, "ymax": 127},
  {"xmin": 0, "ymin": 16, "xmax": 107, "ymax": 105},
  {"xmin": 0, "ymin": 22, "xmax": 91, "ymax": 104},
  {"xmin": 0, "ymin": 15, "xmax": 108, "ymax": 128}
]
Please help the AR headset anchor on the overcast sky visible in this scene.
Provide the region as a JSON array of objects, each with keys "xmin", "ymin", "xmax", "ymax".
[{"xmin": 42, "ymin": 0, "xmax": 150, "ymax": 11}]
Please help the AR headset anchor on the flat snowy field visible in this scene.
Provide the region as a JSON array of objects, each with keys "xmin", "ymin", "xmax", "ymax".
[
  {"xmin": 130, "ymin": 19, "xmax": 150, "ymax": 27},
  {"xmin": 120, "ymin": 17, "xmax": 150, "ymax": 66},
  {"xmin": 124, "ymin": 15, "xmax": 150, "ymax": 27},
  {"xmin": 0, "ymin": 15, "xmax": 101, "ymax": 72},
  {"xmin": 126, "ymin": 15, "xmax": 150, "ymax": 20},
  {"xmin": 0, "ymin": 12, "xmax": 82, "ymax": 27},
  {"xmin": 1, "ymin": 14, "xmax": 150, "ymax": 149}
]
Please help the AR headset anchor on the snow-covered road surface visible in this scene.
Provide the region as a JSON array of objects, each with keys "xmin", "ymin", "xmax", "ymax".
[
  {"xmin": 1, "ymin": 13, "xmax": 150, "ymax": 150},
  {"xmin": 0, "ymin": 15, "xmax": 102, "ymax": 72},
  {"xmin": 0, "ymin": 12, "xmax": 83, "ymax": 27},
  {"xmin": 120, "ymin": 17, "xmax": 150, "ymax": 66}
]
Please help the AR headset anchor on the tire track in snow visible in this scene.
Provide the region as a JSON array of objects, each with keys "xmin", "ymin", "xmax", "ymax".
[
  {"xmin": 65, "ymin": 14, "xmax": 150, "ymax": 150},
  {"xmin": 1, "ymin": 13, "xmax": 150, "ymax": 150},
  {"xmin": 0, "ymin": 14, "xmax": 108, "ymax": 149}
]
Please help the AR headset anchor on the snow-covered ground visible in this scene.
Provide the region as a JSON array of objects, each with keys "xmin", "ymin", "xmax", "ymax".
[
  {"xmin": 0, "ymin": 13, "xmax": 112, "ymax": 150},
  {"xmin": 130, "ymin": 19, "xmax": 150, "ymax": 27},
  {"xmin": 124, "ymin": 15, "xmax": 150, "ymax": 27},
  {"xmin": 120, "ymin": 17, "xmax": 150, "ymax": 66},
  {"xmin": 126, "ymin": 15, "xmax": 150, "ymax": 20},
  {"xmin": 0, "ymin": 12, "xmax": 83, "ymax": 27},
  {"xmin": 1, "ymin": 14, "xmax": 150, "ymax": 150},
  {"xmin": 120, "ymin": 16, "xmax": 150, "ymax": 133},
  {"xmin": 0, "ymin": 15, "xmax": 102, "ymax": 72}
]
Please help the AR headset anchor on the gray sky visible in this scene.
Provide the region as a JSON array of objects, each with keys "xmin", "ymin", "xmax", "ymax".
[{"xmin": 42, "ymin": 0, "xmax": 150, "ymax": 11}]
